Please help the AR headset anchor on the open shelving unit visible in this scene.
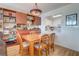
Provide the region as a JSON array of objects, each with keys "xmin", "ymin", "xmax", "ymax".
[
  {"xmin": 0, "ymin": 8, "xmax": 3, "ymax": 38},
  {"xmin": 1, "ymin": 8, "xmax": 16, "ymax": 43}
]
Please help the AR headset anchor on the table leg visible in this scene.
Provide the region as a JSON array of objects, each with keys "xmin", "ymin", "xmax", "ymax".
[{"xmin": 29, "ymin": 41, "xmax": 34, "ymax": 56}]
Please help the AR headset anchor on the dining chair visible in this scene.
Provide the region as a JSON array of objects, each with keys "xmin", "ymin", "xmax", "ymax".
[
  {"xmin": 16, "ymin": 31, "xmax": 29, "ymax": 56},
  {"xmin": 34, "ymin": 34, "xmax": 50, "ymax": 56},
  {"xmin": 41, "ymin": 34, "xmax": 50, "ymax": 55},
  {"xmin": 34, "ymin": 40, "xmax": 41, "ymax": 56},
  {"xmin": 49, "ymin": 33, "xmax": 55, "ymax": 51}
]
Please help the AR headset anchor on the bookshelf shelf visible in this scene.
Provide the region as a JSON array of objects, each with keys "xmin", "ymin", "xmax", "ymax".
[{"xmin": 1, "ymin": 9, "xmax": 16, "ymax": 42}]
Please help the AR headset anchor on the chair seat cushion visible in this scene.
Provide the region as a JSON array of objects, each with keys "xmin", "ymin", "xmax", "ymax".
[
  {"xmin": 43, "ymin": 40, "xmax": 49, "ymax": 44},
  {"xmin": 34, "ymin": 43, "xmax": 47, "ymax": 49},
  {"xmin": 23, "ymin": 42, "xmax": 29, "ymax": 47},
  {"xmin": 34, "ymin": 44, "xmax": 42, "ymax": 48}
]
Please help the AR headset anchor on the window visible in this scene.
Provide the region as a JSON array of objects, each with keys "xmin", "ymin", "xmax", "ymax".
[{"xmin": 66, "ymin": 13, "xmax": 77, "ymax": 26}]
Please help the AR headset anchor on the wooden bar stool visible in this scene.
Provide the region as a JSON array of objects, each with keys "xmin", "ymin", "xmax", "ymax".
[{"xmin": 16, "ymin": 31, "xmax": 30, "ymax": 56}]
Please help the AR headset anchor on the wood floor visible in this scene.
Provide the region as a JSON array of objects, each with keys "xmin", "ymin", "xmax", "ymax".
[
  {"xmin": 49, "ymin": 45, "xmax": 79, "ymax": 56},
  {"xmin": 7, "ymin": 44, "xmax": 79, "ymax": 56}
]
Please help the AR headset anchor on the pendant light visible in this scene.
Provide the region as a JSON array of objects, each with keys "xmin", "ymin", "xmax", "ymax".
[{"xmin": 30, "ymin": 3, "xmax": 42, "ymax": 16}]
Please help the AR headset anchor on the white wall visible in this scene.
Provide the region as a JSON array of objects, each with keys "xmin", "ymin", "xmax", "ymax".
[{"xmin": 41, "ymin": 4, "xmax": 79, "ymax": 51}]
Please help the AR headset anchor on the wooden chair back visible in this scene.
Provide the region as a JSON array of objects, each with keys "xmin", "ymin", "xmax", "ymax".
[
  {"xmin": 41, "ymin": 34, "xmax": 50, "ymax": 44},
  {"xmin": 49, "ymin": 33, "xmax": 55, "ymax": 51},
  {"xmin": 50, "ymin": 33, "xmax": 55, "ymax": 44}
]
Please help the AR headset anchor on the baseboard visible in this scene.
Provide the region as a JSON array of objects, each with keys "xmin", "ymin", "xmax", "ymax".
[{"xmin": 55, "ymin": 43, "xmax": 79, "ymax": 52}]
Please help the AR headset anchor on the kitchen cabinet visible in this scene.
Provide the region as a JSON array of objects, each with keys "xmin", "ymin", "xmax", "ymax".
[
  {"xmin": 16, "ymin": 12, "xmax": 27, "ymax": 24},
  {"xmin": 7, "ymin": 45, "xmax": 19, "ymax": 56},
  {"xmin": 0, "ymin": 9, "xmax": 3, "ymax": 34},
  {"xmin": 33, "ymin": 16, "xmax": 41, "ymax": 25},
  {"xmin": 3, "ymin": 10, "xmax": 16, "ymax": 17},
  {"xmin": 0, "ymin": 39, "xmax": 7, "ymax": 56},
  {"xmin": 26, "ymin": 14, "xmax": 41, "ymax": 25}
]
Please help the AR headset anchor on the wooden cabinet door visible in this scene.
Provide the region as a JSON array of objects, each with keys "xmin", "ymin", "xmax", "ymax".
[
  {"xmin": 4, "ymin": 10, "xmax": 16, "ymax": 17},
  {"xmin": 7, "ymin": 45, "xmax": 19, "ymax": 56},
  {"xmin": 16, "ymin": 12, "xmax": 27, "ymax": 24},
  {"xmin": 33, "ymin": 17, "xmax": 41, "ymax": 25}
]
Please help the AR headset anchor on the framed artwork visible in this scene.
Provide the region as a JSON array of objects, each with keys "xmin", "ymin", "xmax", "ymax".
[{"xmin": 66, "ymin": 13, "xmax": 77, "ymax": 26}]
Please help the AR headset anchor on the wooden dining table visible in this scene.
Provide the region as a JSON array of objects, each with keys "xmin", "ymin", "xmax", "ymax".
[{"xmin": 22, "ymin": 33, "xmax": 41, "ymax": 56}]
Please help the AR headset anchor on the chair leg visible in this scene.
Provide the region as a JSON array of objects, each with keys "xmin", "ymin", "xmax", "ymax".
[
  {"xmin": 38, "ymin": 48, "xmax": 42, "ymax": 56},
  {"xmin": 19, "ymin": 46, "xmax": 24, "ymax": 56},
  {"xmin": 53, "ymin": 44, "xmax": 55, "ymax": 52},
  {"xmin": 46, "ymin": 49, "xmax": 49, "ymax": 56},
  {"xmin": 25, "ymin": 47, "xmax": 29, "ymax": 56},
  {"xmin": 51, "ymin": 44, "xmax": 54, "ymax": 52},
  {"xmin": 19, "ymin": 49, "xmax": 24, "ymax": 56},
  {"xmin": 48, "ymin": 45, "xmax": 51, "ymax": 55},
  {"xmin": 28, "ymin": 48, "xmax": 30, "ymax": 55}
]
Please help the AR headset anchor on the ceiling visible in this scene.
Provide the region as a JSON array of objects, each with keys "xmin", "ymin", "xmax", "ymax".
[{"xmin": 0, "ymin": 3, "xmax": 70, "ymax": 14}]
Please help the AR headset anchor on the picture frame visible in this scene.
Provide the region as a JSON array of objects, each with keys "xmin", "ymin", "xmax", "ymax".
[{"xmin": 66, "ymin": 13, "xmax": 77, "ymax": 26}]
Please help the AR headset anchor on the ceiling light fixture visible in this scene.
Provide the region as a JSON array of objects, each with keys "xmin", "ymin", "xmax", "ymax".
[
  {"xmin": 30, "ymin": 3, "xmax": 42, "ymax": 16},
  {"xmin": 53, "ymin": 15, "xmax": 62, "ymax": 18}
]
